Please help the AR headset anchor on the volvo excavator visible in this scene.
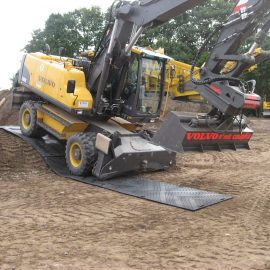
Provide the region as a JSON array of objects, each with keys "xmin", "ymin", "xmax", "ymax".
[{"xmin": 15, "ymin": 0, "xmax": 270, "ymax": 180}]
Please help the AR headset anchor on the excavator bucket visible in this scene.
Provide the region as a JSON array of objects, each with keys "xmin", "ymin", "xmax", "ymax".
[
  {"xmin": 88, "ymin": 119, "xmax": 176, "ymax": 180},
  {"xmin": 153, "ymin": 111, "xmax": 253, "ymax": 152},
  {"xmin": 93, "ymin": 133, "xmax": 176, "ymax": 180}
]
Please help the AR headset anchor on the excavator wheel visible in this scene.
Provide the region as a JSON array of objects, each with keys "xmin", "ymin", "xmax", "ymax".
[
  {"xmin": 66, "ymin": 132, "xmax": 97, "ymax": 176},
  {"xmin": 19, "ymin": 101, "xmax": 44, "ymax": 138}
]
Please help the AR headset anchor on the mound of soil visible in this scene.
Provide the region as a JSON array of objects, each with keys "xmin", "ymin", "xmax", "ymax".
[
  {"xmin": 0, "ymin": 124, "xmax": 270, "ymax": 270},
  {"xmin": 0, "ymin": 90, "xmax": 18, "ymax": 125}
]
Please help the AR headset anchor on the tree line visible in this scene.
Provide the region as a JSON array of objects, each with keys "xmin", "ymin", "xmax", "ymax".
[{"xmin": 24, "ymin": 0, "xmax": 270, "ymax": 99}]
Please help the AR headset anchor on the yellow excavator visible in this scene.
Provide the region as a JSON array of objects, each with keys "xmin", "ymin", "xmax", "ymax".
[
  {"xmin": 165, "ymin": 58, "xmax": 201, "ymax": 101},
  {"xmin": 15, "ymin": 0, "xmax": 270, "ymax": 179},
  {"xmin": 138, "ymin": 47, "xmax": 202, "ymax": 102},
  {"xmin": 263, "ymin": 98, "xmax": 270, "ymax": 117}
]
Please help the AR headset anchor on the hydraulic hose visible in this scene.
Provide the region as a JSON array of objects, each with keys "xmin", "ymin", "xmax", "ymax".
[
  {"xmin": 190, "ymin": 25, "xmax": 244, "ymax": 86},
  {"xmin": 93, "ymin": 0, "xmax": 122, "ymax": 61}
]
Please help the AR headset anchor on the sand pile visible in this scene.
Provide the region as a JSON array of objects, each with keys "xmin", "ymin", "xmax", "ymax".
[{"xmin": 0, "ymin": 90, "xmax": 18, "ymax": 125}]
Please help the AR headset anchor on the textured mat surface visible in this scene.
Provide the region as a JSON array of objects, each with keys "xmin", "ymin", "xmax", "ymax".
[{"xmin": 0, "ymin": 126, "xmax": 232, "ymax": 210}]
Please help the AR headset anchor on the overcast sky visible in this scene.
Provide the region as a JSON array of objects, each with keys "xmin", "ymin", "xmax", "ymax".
[{"xmin": 0, "ymin": 0, "xmax": 114, "ymax": 90}]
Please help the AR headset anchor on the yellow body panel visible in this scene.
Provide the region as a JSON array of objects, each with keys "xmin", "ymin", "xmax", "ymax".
[
  {"xmin": 131, "ymin": 47, "xmax": 143, "ymax": 55},
  {"xmin": 37, "ymin": 104, "xmax": 89, "ymax": 140},
  {"xmin": 263, "ymin": 100, "xmax": 270, "ymax": 117},
  {"xmin": 263, "ymin": 101, "xmax": 270, "ymax": 110},
  {"xmin": 222, "ymin": 48, "xmax": 267, "ymax": 74},
  {"xmin": 22, "ymin": 52, "xmax": 93, "ymax": 111},
  {"xmin": 165, "ymin": 59, "xmax": 201, "ymax": 100}
]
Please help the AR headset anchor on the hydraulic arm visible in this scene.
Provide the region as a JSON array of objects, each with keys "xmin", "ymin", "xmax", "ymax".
[
  {"xmin": 87, "ymin": 0, "xmax": 206, "ymax": 116},
  {"xmin": 154, "ymin": 0, "xmax": 270, "ymax": 152},
  {"xmin": 190, "ymin": 0, "xmax": 270, "ymax": 122},
  {"xmin": 205, "ymin": 0, "xmax": 270, "ymax": 78}
]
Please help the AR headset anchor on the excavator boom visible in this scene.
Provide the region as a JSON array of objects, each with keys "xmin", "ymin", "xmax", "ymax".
[{"xmin": 87, "ymin": 0, "xmax": 206, "ymax": 116}]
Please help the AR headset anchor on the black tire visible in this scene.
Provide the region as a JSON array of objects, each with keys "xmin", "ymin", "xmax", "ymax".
[
  {"xmin": 65, "ymin": 132, "xmax": 97, "ymax": 176},
  {"xmin": 19, "ymin": 101, "xmax": 44, "ymax": 138}
]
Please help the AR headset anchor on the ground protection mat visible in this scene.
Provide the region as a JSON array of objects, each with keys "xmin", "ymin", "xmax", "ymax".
[{"xmin": 0, "ymin": 126, "xmax": 232, "ymax": 211}]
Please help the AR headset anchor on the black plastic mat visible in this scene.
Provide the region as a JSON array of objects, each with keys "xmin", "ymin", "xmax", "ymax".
[{"xmin": 0, "ymin": 126, "xmax": 232, "ymax": 211}]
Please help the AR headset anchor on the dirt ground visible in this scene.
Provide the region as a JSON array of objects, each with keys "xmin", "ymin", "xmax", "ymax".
[{"xmin": 0, "ymin": 91, "xmax": 269, "ymax": 270}]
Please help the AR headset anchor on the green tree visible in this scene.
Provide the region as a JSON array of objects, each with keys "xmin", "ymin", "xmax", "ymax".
[
  {"xmin": 138, "ymin": 0, "xmax": 235, "ymax": 63},
  {"xmin": 25, "ymin": 7, "xmax": 104, "ymax": 57},
  {"xmin": 24, "ymin": 29, "xmax": 47, "ymax": 53}
]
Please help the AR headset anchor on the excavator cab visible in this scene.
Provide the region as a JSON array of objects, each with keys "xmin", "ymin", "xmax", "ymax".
[{"xmin": 121, "ymin": 47, "xmax": 168, "ymax": 122}]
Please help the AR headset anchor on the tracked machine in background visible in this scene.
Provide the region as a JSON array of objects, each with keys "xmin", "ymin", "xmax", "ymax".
[
  {"xmin": 15, "ymin": 0, "xmax": 270, "ymax": 179},
  {"xmin": 263, "ymin": 98, "xmax": 270, "ymax": 117}
]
